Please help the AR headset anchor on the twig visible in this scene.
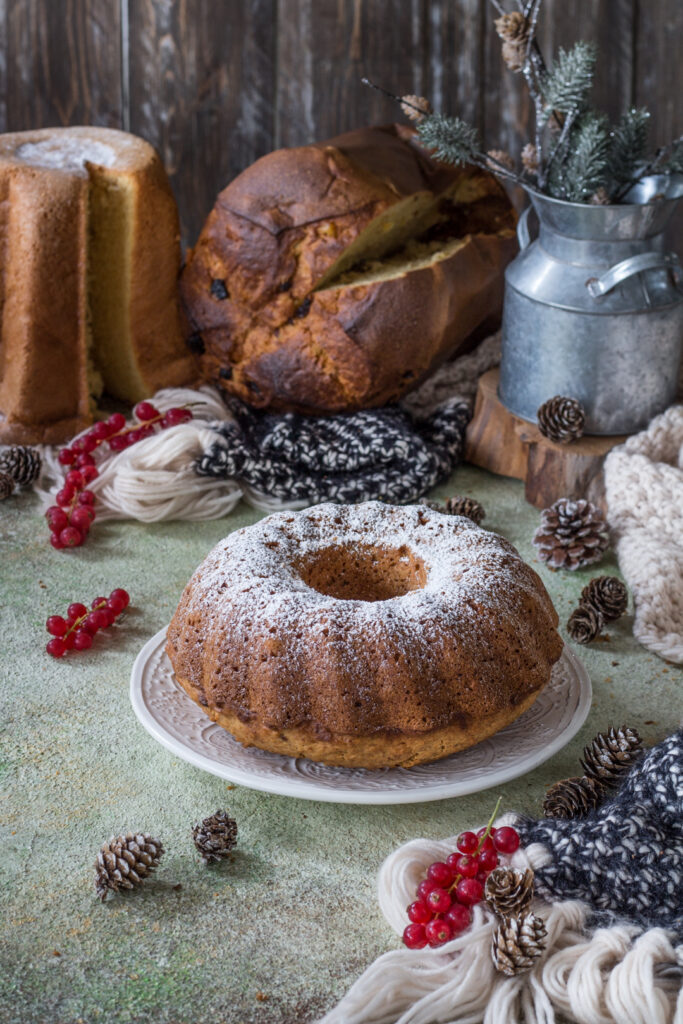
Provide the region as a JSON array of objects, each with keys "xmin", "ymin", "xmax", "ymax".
[{"xmin": 612, "ymin": 133, "xmax": 683, "ymax": 201}]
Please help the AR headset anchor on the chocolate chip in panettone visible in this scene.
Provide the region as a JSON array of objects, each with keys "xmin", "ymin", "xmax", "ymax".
[
  {"xmin": 186, "ymin": 332, "xmax": 205, "ymax": 355},
  {"xmin": 210, "ymin": 278, "xmax": 229, "ymax": 301},
  {"xmin": 277, "ymin": 278, "xmax": 293, "ymax": 293},
  {"xmin": 218, "ymin": 366, "xmax": 233, "ymax": 380}
]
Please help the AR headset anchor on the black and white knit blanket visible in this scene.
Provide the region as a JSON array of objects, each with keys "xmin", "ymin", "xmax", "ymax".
[
  {"xmin": 519, "ymin": 729, "xmax": 683, "ymax": 936},
  {"xmin": 195, "ymin": 396, "xmax": 471, "ymax": 505}
]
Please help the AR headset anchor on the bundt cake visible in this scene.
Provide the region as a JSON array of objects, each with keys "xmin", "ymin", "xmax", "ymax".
[
  {"xmin": 0, "ymin": 127, "xmax": 195, "ymax": 444},
  {"xmin": 166, "ymin": 502, "xmax": 563, "ymax": 768},
  {"xmin": 180, "ymin": 124, "xmax": 517, "ymax": 414}
]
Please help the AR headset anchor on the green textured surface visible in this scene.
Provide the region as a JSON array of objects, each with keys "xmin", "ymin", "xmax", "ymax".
[{"xmin": 0, "ymin": 466, "xmax": 680, "ymax": 1024}]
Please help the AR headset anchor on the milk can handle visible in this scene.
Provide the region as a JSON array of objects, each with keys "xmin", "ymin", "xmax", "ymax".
[
  {"xmin": 586, "ymin": 252, "xmax": 682, "ymax": 298},
  {"xmin": 516, "ymin": 206, "xmax": 536, "ymax": 250}
]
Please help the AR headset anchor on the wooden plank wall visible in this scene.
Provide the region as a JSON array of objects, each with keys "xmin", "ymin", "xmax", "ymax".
[{"xmin": 0, "ymin": 0, "xmax": 680, "ymax": 248}]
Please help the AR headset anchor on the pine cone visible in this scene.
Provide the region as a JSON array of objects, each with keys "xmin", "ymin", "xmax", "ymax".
[
  {"xmin": 400, "ymin": 94, "xmax": 432, "ymax": 123},
  {"xmin": 581, "ymin": 726, "xmax": 643, "ymax": 786},
  {"xmin": 542, "ymin": 775, "xmax": 605, "ymax": 819},
  {"xmin": 537, "ymin": 396, "xmax": 585, "ymax": 444},
  {"xmin": 521, "ymin": 143, "xmax": 539, "ymax": 174},
  {"xmin": 532, "ymin": 498, "xmax": 609, "ymax": 571},
  {"xmin": 580, "ymin": 576, "xmax": 628, "ymax": 622},
  {"xmin": 0, "ymin": 445, "xmax": 42, "ymax": 486},
  {"xmin": 443, "ymin": 495, "xmax": 486, "ymax": 525},
  {"xmin": 567, "ymin": 604, "xmax": 603, "ymax": 644},
  {"xmin": 590, "ymin": 187, "xmax": 611, "ymax": 205},
  {"xmin": 492, "ymin": 912, "xmax": 547, "ymax": 976},
  {"xmin": 0, "ymin": 471, "xmax": 14, "ymax": 500},
  {"xmin": 487, "ymin": 149, "xmax": 515, "ymax": 171},
  {"xmin": 494, "ymin": 11, "xmax": 528, "ymax": 42},
  {"xmin": 94, "ymin": 832, "xmax": 164, "ymax": 901},
  {"xmin": 192, "ymin": 810, "xmax": 238, "ymax": 864},
  {"xmin": 485, "ymin": 867, "xmax": 534, "ymax": 918},
  {"xmin": 494, "ymin": 13, "xmax": 530, "ymax": 72}
]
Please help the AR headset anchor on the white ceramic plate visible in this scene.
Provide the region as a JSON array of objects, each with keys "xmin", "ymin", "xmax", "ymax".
[{"xmin": 130, "ymin": 628, "xmax": 592, "ymax": 805}]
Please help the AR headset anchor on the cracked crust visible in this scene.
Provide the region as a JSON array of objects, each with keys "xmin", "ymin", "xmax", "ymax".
[{"xmin": 180, "ymin": 124, "xmax": 517, "ymax": 414}]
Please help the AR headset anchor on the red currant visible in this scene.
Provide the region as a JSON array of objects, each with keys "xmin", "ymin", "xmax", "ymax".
[
  {"xmin": 91, "ymin": 421, "xmax": 112, "ymax": 441},
  {"xmin": 427, "ymin": 862, "xmax": 454, "ymax": 888},
  {"xmin": 456, "ymin": 831, "xmax": 478, "ymax": 854},
  {"xmin": 76, "ymin": 452, "xmax": 96, "ymax": 467},
  {"xmin": 92, "ymin": 597, "xmax": 108, "ymax": 609},
  {"xmin": 403, "ymin": 923, "xmax": 427, "ymax": 949},
  {"xmin": 59, "ymin": 526, "xmax": 83, "ymax": 548},
  {"xmin": 58, "ymin": 448, "xmax": 76, "ymax": 466},
  {"xmin": 108, "ymin": 434, "xmax": 128, "ymax": 452},
  {"xmin": 451, "ymin": 854, "xmax": 478, "ymax": 878},
  {"xmin": 67, "ymin": 603, "xmax": 88, "ymax": 620},
  {"xmin": 55, "ymin": 486, "xmax": 74, "ymax": 508},
  {"xmin": 81, "ymin": 436, "xmax": 97, "ymax": 453},
  {"xmin": 455, "ymin": 878, "xmax": 484, "ymax": 907},
  {"xmin": 109, "ymin": 588, "xmax": 130, "ymax": 609},
  {"xmin": 90, "ymin": 609, "xmax": 110, "ymax": 630},
  {"xmin": 45, "ymin": 506, "xmax": 68, "ymax": 532},
  {"xmin": 128, "ymin": 429, "xmax": 145, "ymax": 445},
  {"xmin": 80, "ymin": 465, "xmax": 98, "ymax": 484},
  {"xmin": 444, "ymin": 903, "xmax": 471, "ymax": 934},
  {"xmin": 425, "ymin": 919, "xmax": 452, "ymax": 947},
  {"xmin": 134, "ymin": 401, "xmax": 160, "ymax": 422},
  {"xmin": 46, "ymin": 615, "xmax": 68, "ymax": 637},
  {"xmin": 107, "ymin": 594, "xmax": 125, "ymax": 615},
  {"xmin": 107, "ymin": 412, "xmax": 126, "ymax": 432},
  {"xmin": 407, "ymin": 900, "xmax": 432, "ymax": 925},
  {"xmin": 83, "ymin": 614, "xmax": 101, "ymax": 635},
  {"xmin": 46, "ymin": 637, "xmax": 67, "ymax": 658},
  {"xmin": 73, "ymin": 630, "xmax": 93, "ymax": 651},
  {"xmin": 426, "ymin": 887, "xmax": 451, "ymax": 914},
  {"xmin": 63, "ymin": 632, "xmax": 75, "ymax": 650},
  {"xmin": 77, "ymin": 490, "xmax": 95, "ymax": 506},
  {"xmin": 50, "ymin": 532, "xmax": 65, "ymax": 550},
  {"xmin": 70, "ymin": 507, "xmax": 94, "ymax": 533},
  {"xmin": 162, "ymin": 407, "xmax": 193, "ymax": 428},
  {"xmin": 65, "ymin": 470, "xmax": 84, "ymax": 490},
  {"xmin": 493, "ymin": 826, "xmax": 520, "ymax": 855},
  {"xmin": 477, "ymin": 848, "xmax": 499, "ymax": 873},
  {"xmin": 475, "ymin": 870, "xmax": 489, "ymax": 886},
  {"xmin": 416, "ymin": 879, "xmax": 437, "ymax": 902}
]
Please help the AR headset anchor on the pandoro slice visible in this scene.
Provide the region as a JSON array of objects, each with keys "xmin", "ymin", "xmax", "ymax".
[{"xmin": 0, "ymin": 127, "xmax": 194, "ymax": 444}]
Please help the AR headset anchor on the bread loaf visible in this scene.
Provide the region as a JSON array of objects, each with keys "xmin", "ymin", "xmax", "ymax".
[{"xmin": 181, "ymin": 124, "xmax": 517, "ymax": 413}]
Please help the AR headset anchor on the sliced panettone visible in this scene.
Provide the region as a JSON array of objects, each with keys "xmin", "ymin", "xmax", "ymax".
[{"xmin": 181, "ymin": 123, "xmax": 517, "ymax": 414}]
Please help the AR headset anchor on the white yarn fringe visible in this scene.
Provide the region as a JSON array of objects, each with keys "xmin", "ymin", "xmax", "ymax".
[
  {"xmin": 34, "ymin": 386, "xmax": 303, "ymax": 522},
  {"xmin": 319, "ymin": 815, "xmax": 683, "ymax": 1024},
  {"xmin": 32, "ymin": 336, "xmax": 501, "ymax": 524}
]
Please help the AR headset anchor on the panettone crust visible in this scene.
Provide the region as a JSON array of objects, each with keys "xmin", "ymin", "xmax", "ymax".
[{"xmin": 180, "ymin": 124, "xmax": 517, "ymax": 414}]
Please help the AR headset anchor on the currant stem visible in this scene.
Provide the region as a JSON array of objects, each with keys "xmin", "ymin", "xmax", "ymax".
[{"xmin": 63, "ymin": 600, "xmax": 107, "ymax": 639}]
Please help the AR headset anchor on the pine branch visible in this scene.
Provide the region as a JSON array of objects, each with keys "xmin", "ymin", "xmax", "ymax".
[
  {"xmin": 541, "ymin": 42, "xmax": 596, "ymax": 118},
  {"xmin": 548, "ymin": 112, "xmax": 609, "ymax": 201},
  {"xmin": 417, "ymin": 113, "xmax": 481, "ymax": 166},
  {"xmin": 607, "ymin": 108, "xmax": 650, "ymax": 193},
  {"xmin": 662, "ymin": 137, "xmax": 683, "ymax": 174},
  {"xmin": 416, "ymin": 113, "xmax": 526, "ymax": 186}
]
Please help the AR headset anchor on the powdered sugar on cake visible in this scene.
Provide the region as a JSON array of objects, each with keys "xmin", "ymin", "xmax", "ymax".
[
  {"xmin": 180, "ymin": 501, "xmax": 553, "ymax": 661},
  {"xmin": 16, "ymin": 138, "xmax": 120, "ymax": 173}
]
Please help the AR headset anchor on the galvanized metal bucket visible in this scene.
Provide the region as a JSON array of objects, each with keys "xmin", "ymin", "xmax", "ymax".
[{"xmin": 499, "ymin": 175, "xmax": 683, "ymax": 435}]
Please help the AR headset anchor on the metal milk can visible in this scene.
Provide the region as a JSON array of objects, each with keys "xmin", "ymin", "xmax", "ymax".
[{"xmin": 499, "ymin": 174, "xmax": 683, "ymax": 435}]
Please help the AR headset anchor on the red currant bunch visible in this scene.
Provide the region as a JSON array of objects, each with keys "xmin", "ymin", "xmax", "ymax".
[
  {"xmin": 402, "ymin": 800, "xmax": 520, "ymax": 950},
  {"xmin": 46, "ymin": 589, "xmax": 130, "ymax": 658},
  {"xmin": 49, "ymin": 402, "xmax": 193, "ymax": 550}
]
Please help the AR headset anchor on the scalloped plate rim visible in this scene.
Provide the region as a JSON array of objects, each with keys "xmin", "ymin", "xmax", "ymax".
[{"xmin": 130, "ymin": 627, "xmax": 592, "ymax": 805}]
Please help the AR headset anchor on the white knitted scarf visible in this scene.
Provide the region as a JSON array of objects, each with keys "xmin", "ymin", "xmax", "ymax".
[
  {"xmin": 603, "ymin": 404, "xmax": 683, "ymax": 665},
  {"xmin": 318, "ymin": 814, "xmax": 683, "ymax": 1024}
]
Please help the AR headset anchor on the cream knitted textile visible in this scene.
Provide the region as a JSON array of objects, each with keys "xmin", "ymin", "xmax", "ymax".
[{"xmin": 603, "ymin": 404, "xmax": 683, "ymax": 665}]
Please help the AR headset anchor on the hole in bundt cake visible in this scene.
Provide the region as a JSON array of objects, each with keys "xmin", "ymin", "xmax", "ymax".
[{"xmin": 296, "ymin": 544, "xmax": 427, "ymax": 602}]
